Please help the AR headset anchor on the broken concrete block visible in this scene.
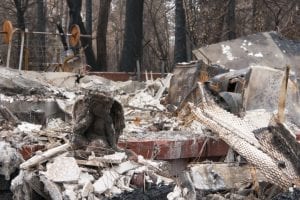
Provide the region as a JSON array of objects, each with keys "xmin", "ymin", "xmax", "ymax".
[
  {"xmin": 44, "ymin": 157, "xmax": 80, "ymax": 183},
  {"xmin": 63, "ymin": 184, "xmax": 78, "ymax": 200},
  {"xmin": 78, "ymin": 172, "xmax": 95, "ymax": 186},
  {"xmin": 0, "ymin": 141, "xmax": 22, "ymax": 180},
  {"xmin": 81, "ymin": 182, "xmax": 94, "ymax": 198},
  {"xmin": 93, "ymin": 170, "xmax": 120, "ymax": 195},
  {"xmin": 108, "ymin": 186, "xmax": 122, "ymax": 196}
]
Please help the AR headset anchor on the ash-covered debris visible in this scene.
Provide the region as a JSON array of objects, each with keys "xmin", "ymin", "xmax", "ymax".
[
  {"xmin": 272, "ymin": 187, "xmax": 300, "ymax": 200},
  {"xmin": 0, "ymin": 141, "xmax": 23, "ymax": 180},
  {"xmin": 1, "ymin": 33, "xmax": 300, "ymax": 200},
  {"xmin": 71, "ymin": 92, "xmax": 125, "ymax": 153},
  {"xmin": 11, "ymin": 147, "xmax": 174, "ymax": 200}
]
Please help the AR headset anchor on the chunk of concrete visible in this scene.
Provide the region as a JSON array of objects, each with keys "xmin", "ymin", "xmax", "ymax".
[
  {"xmin": 78, "ymin": 172, "xmax": 95, "ymax": 186},
  {"xmin": 108, "ymin": 186, "xmax": 122, "ymax": 196},
  {"xmin": 63, "ymin": 184, "xmax": 78, "ymax": 200},
  {"xmin": 45, "ymin": 157, "xmax": 80, "ymax": 183},
  {"xmin": 93, "ymin": 170, "xmax": 119, "ymax": 195}
]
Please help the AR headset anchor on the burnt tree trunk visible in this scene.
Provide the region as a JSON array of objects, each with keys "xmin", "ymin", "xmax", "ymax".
[
  {"xmin": 66, "ymin": 0, "xmax": 97, "ymax": 69},
  {"xmin": 85, "ymin": 0, "xmax": 92, "ymax": 35},
  {"xmin": 174, "ymin": 0, "xmax": 187, "ymax": 64},
  {"xmin": 14, "ymin": 0, "xmax": 28, "ymax": 31},
  {"xmin": 13, "ymin": 0, "xmax": 28, "ymax": 68},
  {"xmin": 85, "ymin": 0, "xmax": 92, "ymax": 57},
  {"xmin": 56, "ymin": 23, "xmax": 68, "ymax": 51},
  {"xmin": 227, "ymin": 0, "xmax": 236, "ymax": 40},
  {"xmin": 36, "ymin": 0, "xmax": 46, "ymax": 69},
  {"xmin": 96, "ymin": 0, "xmax": 112, "ymax": 71},
  {"xmin": 119, "ymin": 0, "xmax": 144, "ymax": 72}
]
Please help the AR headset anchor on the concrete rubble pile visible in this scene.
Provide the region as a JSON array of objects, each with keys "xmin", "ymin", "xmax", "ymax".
[{"xmin": 0, "ymin": 32, "xmax": 300, "ymax": 200}]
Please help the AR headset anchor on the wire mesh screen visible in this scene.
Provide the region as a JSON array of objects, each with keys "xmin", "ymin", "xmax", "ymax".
[{"xmin": 0, "ymin": 31, "xmax": 82, "ymax": 71}]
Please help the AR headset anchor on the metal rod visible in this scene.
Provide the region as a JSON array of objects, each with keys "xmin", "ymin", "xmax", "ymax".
[
  {"xmin": 136, "ymin": 60, "xmax": 141, "ymax": 81},
  {"xmin": 18, "ymin": 31, "xmax": 25, "ymax": 71},
  {"xmin": 25, "ymin": 31, "xmax": 92, "ymax": 38},
  {"xmin": 6, "ymin": 40, "xmax": 12, "ymax": 68},
  {"xmin": 6, "ymin": 29, "xmax": 15, "ymax": 68},
  {"xmin": 25, "ymin": 30, "xmax": 29, "ymax": 71}
]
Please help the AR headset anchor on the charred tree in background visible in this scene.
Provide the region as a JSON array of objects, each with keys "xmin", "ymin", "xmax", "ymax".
[
  {"xmin": 174, "ymin": 0, "xmax": 187, "ymax": 64},
  {"xmin": 144, "ymin": 0, "xmax": 171, "ymax": 72},
  {"xmin": 120, "ymin": 0, "xmax": 144, "ymax": 72},
  {"xmin": 13, "ymin": 0, "xmax": 28, "ymax": 69},
  {"xmin": 36, "ymin": 0, "xmax": 46, "ymax": 69},
  {"xmin": 85, "ymin": 0, "xmax": 92, "ymax": 61},
  {"xmin": 85, "ymin": 0, "xmax": 92, "ymax": 35},
  {"xmin": 97, "ymin": 0, "xmax": 112, "ymax": 71},
  {"xmin": 66, "ymin": 0, "xmax": 97, "ymax": 69},
  {"xmin": 13, "ymin": 0, "xmax": 28, "ymax": 30},
  {"xmin": 227, "ymin": 0, "xmax": 236, "ymax": 40}
]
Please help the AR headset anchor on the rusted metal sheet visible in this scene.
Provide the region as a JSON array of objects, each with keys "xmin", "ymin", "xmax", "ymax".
[
  {"xmin": 167, "ymin": 61, "xmax": 228, "ymax": 106},
  {"xmin": 118, "ymin": 137, "xmax": 228, "ymax": 160},
  {"xmin": 243, "ymin": 66, "xmax": 300, "ymax": 127},
  {"xmin": 167, "ymin": 61, "xmax": 203, "ymax": 106}
]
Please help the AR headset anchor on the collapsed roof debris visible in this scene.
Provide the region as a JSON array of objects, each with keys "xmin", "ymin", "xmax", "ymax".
[
  {"xmin": 1, "ymin": 32, "xmax": 300, "ymax": 200},
  {"xmin": 193, "ymin": 32, "xmax": 300, "ymax": 74}
]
